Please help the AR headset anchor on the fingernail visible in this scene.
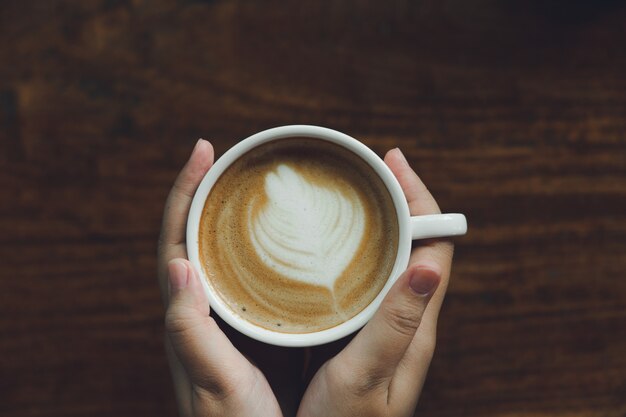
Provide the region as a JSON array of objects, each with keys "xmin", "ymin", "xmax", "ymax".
[
  {"xmin": 409, "ymin": 268, "xmax": 439, "ymax": 296},
  {"xmin": 191, "ymin": 138, "xmax": 204, "ymax": 154},
  {"xmin": 396, "ymin": 148, "xmax": 408, "ymax": 165},
  {"xmin": 168, "ymin": 260, "xmax": 190, "ymax": 294}
]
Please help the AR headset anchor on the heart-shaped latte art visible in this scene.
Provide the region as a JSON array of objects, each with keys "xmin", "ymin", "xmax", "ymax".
[{"xmin": 248, "ymin": 164, "xmax": 365, "ymax": 289}]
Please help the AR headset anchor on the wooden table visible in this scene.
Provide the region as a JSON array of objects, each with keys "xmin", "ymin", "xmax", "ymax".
[{"xmin": 1, "ymin": 1, "xmax": 625, "ymax": 416}]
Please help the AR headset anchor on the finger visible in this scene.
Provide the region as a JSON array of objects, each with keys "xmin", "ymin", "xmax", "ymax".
[
  {"xmin": 165, "ymin": 259, "xmax": 251, "ymax": 395},
  {"xmin": 384, "ymin": 149, "xmax": 456, "ymax": 406},
  {"xmin": 384, "ymin": 148, "xmax": 441, "ymax": 215},
  {"xmin": 388, "ymin": 250, "xmax": 454, "ymax": 409},
  {"xmin": 336, "ymin": 264, "xmax": 440, "ymax": 383},
  {"xmin": 157, "ymin": 139, "xmax": 214, "ymax": 302},
  {"xmin": 159, "ymin": 139, "xmax": 214, "ymax": 249},
  {"xmin": 384, "ymin": 148, "xmax": 454, "ymax": 338}
]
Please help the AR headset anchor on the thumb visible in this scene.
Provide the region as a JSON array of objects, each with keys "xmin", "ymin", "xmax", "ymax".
[
  {"xmin": 165, "ymin": 259, "xmax": 250, "ymax": 394},
  {"xmin": 338, "ymin": 263, "xmax": 440, "ymax": 381}
]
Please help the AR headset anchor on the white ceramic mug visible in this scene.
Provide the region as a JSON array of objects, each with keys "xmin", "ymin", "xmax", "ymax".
[{"xmin": 187, "ymin": 125, "xmax": 467, "ymax": 347}]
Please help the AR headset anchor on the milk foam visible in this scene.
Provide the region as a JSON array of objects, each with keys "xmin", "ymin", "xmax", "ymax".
[
  {"xmin": 199, "ymin": 138, "xmax": 399, "ymax": 333},
  {"xmin": 249, "ymin": 164, "xmax": 365, "ymax": 288}
]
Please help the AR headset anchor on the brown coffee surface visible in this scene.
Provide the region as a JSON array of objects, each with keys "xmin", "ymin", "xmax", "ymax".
[{"xmin": 199, "ymin": 138, "xmax": 399, "ymax": 333}]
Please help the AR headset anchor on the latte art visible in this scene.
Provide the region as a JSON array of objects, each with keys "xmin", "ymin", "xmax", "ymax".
[
  {"xmin": 249, "ymin": 165, "xmax": 365, "ymax": 288},
  {"xmin": 199, "ymin": 138, "xmax": 399, "ymax": 333}
]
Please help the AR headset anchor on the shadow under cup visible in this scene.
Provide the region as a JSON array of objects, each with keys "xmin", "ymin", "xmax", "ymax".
[{"xmin": 187, "ymin": 126, "xmax": 416, "ymax": 347}]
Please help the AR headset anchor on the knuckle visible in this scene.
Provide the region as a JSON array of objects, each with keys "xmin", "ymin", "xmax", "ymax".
[
  {"xmin": 382, "ymin": 303, "xmax": 423, "ymax": 337},
  {"xmin": 157, "ymin": 233, "xmax": 167, "ymax": 253},
  {"xmin": 354, "ymin": 375, "xmax": 388, "ymax": 398},
  {"xmin": 157, "ymin": 236, "xmax": 173, "ymax": 259},
  {"xmin": 194, "ymin": 364, "xmax": 259, "ymax": 402},
  {"xmin": 172, "ymin": 180, "xmax": 195, "ymax": 200},
  {"xmin": 164, "ymin": 304, "xmax": 209, "ymax": 336},
  {"xmin": 323, "ymin": 360, "xmax": 392, "ymax": 416},
  {"xmin": 326, "ymin": 358, "xmax": 387, "ymax": 399},
  {"xmin": 164, "ymin": 307, "xmax": 186, "ymax": 335},
  {"xmin": 192, "ymin": 378, "xmax": 233, "ymax": 402},
  {"xmin": 157, "ymin": 231, "xmax": 176, "ymax": 255}
]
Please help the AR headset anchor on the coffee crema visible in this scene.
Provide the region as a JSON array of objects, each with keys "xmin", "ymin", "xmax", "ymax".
[{"xmin": 199, "ymin": 138, "xmax": 399, "ymax": 333}]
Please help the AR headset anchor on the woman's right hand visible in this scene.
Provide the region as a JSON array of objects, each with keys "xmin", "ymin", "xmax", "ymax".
[{"xmin": 296, "ymin": 148, "xmax": 454, "ymax": 417}]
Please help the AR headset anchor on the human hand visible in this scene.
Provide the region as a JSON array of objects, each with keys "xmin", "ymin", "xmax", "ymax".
[
  {"xmin": 296, "ymin": 148, "xmax": 454, "ymax": 417},
  {"xmin": 157, "ymin": 139, "xmax": 284, "ymax": 417}
]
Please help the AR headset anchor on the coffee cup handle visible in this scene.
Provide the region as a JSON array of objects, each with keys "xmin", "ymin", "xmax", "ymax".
[{"xmin": 410, "ymin": 213, "xmax": 467, "ymax": 240}]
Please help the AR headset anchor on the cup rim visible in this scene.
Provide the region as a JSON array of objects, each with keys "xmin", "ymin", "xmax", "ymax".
[{"xmin": 186, "ymin": 125, "xmax": 411, "ymax": 347}]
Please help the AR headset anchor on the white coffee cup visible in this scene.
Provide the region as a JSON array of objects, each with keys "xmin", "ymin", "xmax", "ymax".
[{"xmin": 187, "ymin": 125, "xmax": 467, "ymax": 347}]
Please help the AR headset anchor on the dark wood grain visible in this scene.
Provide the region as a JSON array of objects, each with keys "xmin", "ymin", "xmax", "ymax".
[{"xmin": 1, "ymin": 0, "xmax": 625, "ymax": 416}]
